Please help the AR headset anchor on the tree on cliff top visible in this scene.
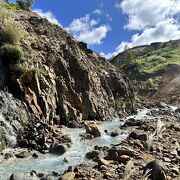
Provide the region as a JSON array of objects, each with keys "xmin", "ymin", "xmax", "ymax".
[{"xmin": 16, "ymin": 0, "xmax": 34, "ymax": 10}]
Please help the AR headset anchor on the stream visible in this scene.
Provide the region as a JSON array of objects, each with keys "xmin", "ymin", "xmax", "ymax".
[{"xmin": 0, "ymin": 108, "xmax": 166, "ymax": 179}]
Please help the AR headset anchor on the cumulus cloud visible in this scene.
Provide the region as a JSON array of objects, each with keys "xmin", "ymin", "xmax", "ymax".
[
  {"xmin": 33, "ymin": 9, "xmax": 61, "ymax": 26},
  {"xmin": 119, "ymin": 0, "xmax": 180, "ymax": 30},
  {"xmin": 102, "ymin": 0, "xmax": 180, "ymax": 58},
  {"xmin": 66, "ymin": 14, "xmax": 110, "ymax": 45}
]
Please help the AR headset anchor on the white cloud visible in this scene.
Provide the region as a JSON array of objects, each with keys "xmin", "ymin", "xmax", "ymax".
[
  {"xmin": 66, "ymin": 14, "xmax": 110, "ymax": 45},
  {"xmin": 93, "ymin": 9, "xmax": 102, "ymax": 15},
  {"xmin": 78, "ymin": 26, "xmax": 110, "ymax": 45},
  {"xmin": 33, "ymin": 9, "xmax": 61, "ymax": 26},
  {"xmin": 104, "ymin": 0, "xmax": 180, "ymax": 58}
]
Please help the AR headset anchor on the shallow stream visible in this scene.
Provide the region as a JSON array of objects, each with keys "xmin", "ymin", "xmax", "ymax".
[{"xmin": 0, "ymin": 108, "xmax": 166, "ymax": 179}]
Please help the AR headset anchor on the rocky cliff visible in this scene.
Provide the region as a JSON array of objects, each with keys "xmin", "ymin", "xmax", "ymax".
[{"xmin": 0, "ymin": 3, "xmax": 134, "ymax": 148}]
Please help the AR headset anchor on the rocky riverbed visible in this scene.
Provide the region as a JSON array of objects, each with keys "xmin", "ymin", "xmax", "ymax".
[{"xmin": 0, "ymin": 102, "xmax": 179, "ymax": 180}]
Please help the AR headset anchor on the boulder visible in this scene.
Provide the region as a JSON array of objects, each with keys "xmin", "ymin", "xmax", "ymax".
[
  {"xmin": 15, "ymin": 150, "xmax": 29, "ymax": 158},
  {"xmin": 86, "ymin": 150, "xmax": 99, "ymax": 159},
  {"xmin": 110, "ymin": 130, "xmax": 119, "ymax": 137},
  {"xmin": 84, "ymin": 123, "xmax": 101, "ymax": 137},
  {"xmin": 121, "ymin": 118, "xmax": 142, "ymax": 127},
  {"xmin": 128, "ymin": 131, "xmax": 148, "ymax": 141},
  {"xmin": 49, "ymin": 144, "xmax": 68, "ymax": 155},
  {"xmin": 62, "ymin": 172, "xmax": 75, "ymax": 180},
  {"xmin": 143, "ymin": 160, "xmax": 166, "ymax": 180},
  {"xmin": 105, "ymin": 148, "xmax": 118, "ymax": 160}
]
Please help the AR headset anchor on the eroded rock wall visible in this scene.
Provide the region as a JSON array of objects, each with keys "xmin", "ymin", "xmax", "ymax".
[{"xmin": 0, "ymin": 11, "xmax": 134, "ymax": 126}]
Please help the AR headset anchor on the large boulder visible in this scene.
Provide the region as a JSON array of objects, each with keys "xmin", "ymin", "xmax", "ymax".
[
  {"xmin": 49, "ymin": 144, "xmax": 68, "ymax": 155},
  {"xmin": 143, "ymin": 160, "xmax": 166, "ymax": 180},
  {"xmin": 84, "ymin": 123, "xmax": 101, "ymax": 137}
]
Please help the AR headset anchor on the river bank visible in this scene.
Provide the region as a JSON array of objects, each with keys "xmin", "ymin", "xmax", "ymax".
[{"xmin": 0, "ymin": 102, "xmax": 179, "ymax": 179}]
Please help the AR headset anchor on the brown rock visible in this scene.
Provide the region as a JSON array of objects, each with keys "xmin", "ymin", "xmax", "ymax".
[
  {"xmin": 117, "ymin": 155, "xmax": 130, "ymax": 163},
  {"xmin": 97, "ymin": 159, "xmax": 110, "ymax": 166},
  {"xmin": 62, "ymin": 172, "xmax": 75, "ymax": 180},
  {"xmin": 15, "ymin": 150, "xmax": 29, "ymax": 158},
  {"xmin": 84, "ymin": 123, "xmax": 101, "ymax": 137}
]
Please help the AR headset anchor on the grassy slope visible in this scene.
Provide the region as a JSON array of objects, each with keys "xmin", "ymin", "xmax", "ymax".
[
  {"xmin": 110, "ymin": 40, "xmax": 180, "ymax": 100},
  {"xmin": 111, "ymin": 40, "xmax": 180, "ymax": 76}
]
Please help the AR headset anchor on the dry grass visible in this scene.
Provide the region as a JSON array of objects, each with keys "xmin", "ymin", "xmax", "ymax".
[
  {"xmin": 146, "ymin": 119, "xmax": 166, "ymax": 151},
  {"xmin": 123, "ymin": 161, "xmax": 136, "ymax": 180}
]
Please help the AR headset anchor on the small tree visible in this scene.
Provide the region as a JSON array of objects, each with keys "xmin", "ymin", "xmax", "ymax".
[{"xmin": 16, "ymin": 0, "xmax": 34, "ymax": 10}]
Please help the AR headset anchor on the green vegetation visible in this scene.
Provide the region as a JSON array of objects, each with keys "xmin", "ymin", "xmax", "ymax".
[
  {"xmin": 114, "ymin": 98, "xmax": 124, "ymax": 111},
  {"xmin": 112, "ymin": 40, "xmax": 180, "ymax": 76},
  {"xmin": 48, "ymin": 54, "xmax": 57, "ymax": 65},
  {"xmin": 111, "ymin": 40, "xmax": 180, "ymax": 95},
  {"xmin": 9, "ymin": 63, "xmax": 27, "ymax": 76},
  {"xmin": 16, "ymin": 0, "xmax": 34, "ymax": 10},
  {"xmin": 0, "ymin": 2, "xmax": 20, "ymax": 11},
  {"xmin": 0, "ymin": 25, "xmax": 21, "ymax": 44},
  {"xmin": 0, "ymin": 44, "xmax": 24, "ymax": 63}
]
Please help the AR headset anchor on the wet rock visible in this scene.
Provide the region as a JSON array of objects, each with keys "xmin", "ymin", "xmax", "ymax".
[
  {"xmin": 128, "ymin": 131, "xmax": 148, "ymax": 141},
  {"xmin": 86, "ymin": 150, "xmax": 99, "ymax": 159},
  {"xmin": 32, "ymin": 153, "xmax": 38, "ymax": 158},
  {"xmin": 84, "ymin": 123, "xmax": 101, "ymax": 137},
  {"xmin": 110, "ymin": 130, "xmax": 119, "ymax": 137},
  {"xmin": 50, "ymin": 144, "xmax": 68, "ymax": 155},
  {"xmin": 175, "ymin": 107, "xmax": 180, "ymax": 113},
  {"xmin": 80, "ymin": 133, "xmax": 93, "ymax": 140},
  {"xmin": 121, "ymin": 118, "xmax": 142, "ymax": 127},
  {"xmin": 143, "ymin": 160, "xmax": 166, "ymax": 180},
  {"xmin": 52, "ymin": 171, "xmax": 59, "ymax": 176},
  {"xmin": 61, "ymin": 172, "xmax": 75, "ymax": 180},
  {"xmin": 67, "ymin": 120, "xmax": 79, "ymax": 128},
  {"xmin": 4, "ymin": 153, "xmax": 13, "ymax": 159},
  {"xmin": 63, "ymin": 157, "xmax": 69, "ymax": 163},
  {"xmin": 15, "ymin": 150, "xmax": 29, "ymax": 158}
]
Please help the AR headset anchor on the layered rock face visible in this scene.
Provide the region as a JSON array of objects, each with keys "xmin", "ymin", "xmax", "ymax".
[{"xmin": 0, "ymin": 10, "xmax": 134, "ymax": 127}]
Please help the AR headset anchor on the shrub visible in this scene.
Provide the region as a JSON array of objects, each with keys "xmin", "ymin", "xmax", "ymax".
[
  {"xmin": 0, "ymin": 44, "xmax": 24, "ymax": 63},
  {"xmin": 16, "ymin": 0, "xmax": 34, "ymax": 10},
  {"xmin": 9, "ymin": 63, "xmax": 27, "ymax": 76},
  {"xmin": 48, "ymin": 54, "xmax": 56, "ymax": 65},
  {"xmin": 0, "ymin": 25, "xmax": 21, "ymax": 44}
]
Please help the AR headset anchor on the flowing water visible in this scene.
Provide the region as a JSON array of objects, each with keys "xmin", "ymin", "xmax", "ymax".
[{"xmin": 0, "ymin": 108, "xmax": 173, "ymax": 179}]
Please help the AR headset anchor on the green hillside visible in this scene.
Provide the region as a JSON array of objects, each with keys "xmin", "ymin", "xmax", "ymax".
[{"xmin": 110, "ymin": 40, "xmax": 180, "ymax": 99}]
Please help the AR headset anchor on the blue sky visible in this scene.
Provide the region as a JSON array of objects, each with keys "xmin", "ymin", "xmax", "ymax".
[{"xmin": 10, "ymin": 0, "xmax": 180, "ymax": 58}]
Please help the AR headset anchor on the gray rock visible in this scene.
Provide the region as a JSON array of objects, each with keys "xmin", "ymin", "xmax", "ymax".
[
  {"xmin": 143, "ymin": 160, "xmax": 166, "ymax": 180},
  {"xmin": 84, "ymin": 123, "xmax": 101, "ymax": 137},
  {"xmin": 49, "ymin": 144, "xmax": 68, "ymax": 155}
]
